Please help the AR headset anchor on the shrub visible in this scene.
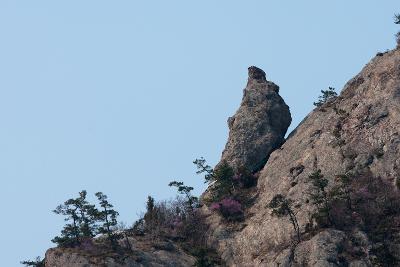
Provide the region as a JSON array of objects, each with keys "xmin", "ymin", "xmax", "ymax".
[
  {"xmin": 313, "ymin": 87, "xmax": 337, "ymax": 107},
  {"xmin": 308, "ymin": 170, "xmax": 333, "ymax": 227},
  {"xmin": 210, "ymin": 198, "xmax": 243, "ymax": 221},
  {"xmin": 143, "ymin": 197, "xmax": 175, "ymax": 238},
  {"xmin": 268, "ymin": 194, "xmax": 301, "ymax": 243},
  {"xmin": 194, "ymin": 159, "xmax": 234, "ymax": 193},
  {"xmin": 52, "ymin": 191, "xmax": 121, "ymax": 250},
  {"xmin": 78, "ymin": 237, "xmax": 97, "ymax": 252},
  {"xmin": 306, "ymin": 170, "xmax": 400, "ymax": 265},
  {"xmin": 21, "ymin": 257, "xmax": 44, "ymax": 267},
  {"xmin": 395, "ymin": 13, "xmax": 400, "ymax": 24},
  {"xmin": 193, "ymin": 247, "xmax": 221, "ymax": 267},
  {"xmin": 141, "ymin": 195, "xmax": 206, "ymax": 241},
  {"xmin": 137, "ymin": 194, "xmax": 221, "ymax": 265},
  {"xmin": 394, "ymin": 14, "xmax": 400, "ymax": 47},
  {"xmin": 352, "ymin": 173, "xmax": 400, "ymax": 266},
  {"xmin": 132, "ymin": 217, "xmax": 145, "ymax": 236},
  {"xmin": 194, "ymin": 158, "xmax": 257, "ymax": 204}
]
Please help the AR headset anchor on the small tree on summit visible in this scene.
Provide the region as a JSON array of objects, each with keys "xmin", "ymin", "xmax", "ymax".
[
  {"xmin": 268, "ymin": 194, "xmax": 301, "ymax": 243},
  {"xmin": 313, "ymin": 87, "xmax": 337, "ymax": 107},
  {"xmin": 52, "ymin": 190, "xmax": 98, "ymax": 247},
  {"xmin": 95, "ymin": 192, "xmax": 119, "ymax": 247},
  {"xmin": 75, "ymin": 190, "xmax": 98, "ymax": 237}
]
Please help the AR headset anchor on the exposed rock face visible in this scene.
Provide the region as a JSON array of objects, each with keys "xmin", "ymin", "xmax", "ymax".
[
  {"xmin": 205, "ymin": 48, "xmax": 400, "ymax": 266},
  {"xmin": 45, "ymin": 237, "xmax": 195, "ymax": 267},
  {"xmin": 219, "ymin": 66, "xmax": 291, "ymax": 172}
]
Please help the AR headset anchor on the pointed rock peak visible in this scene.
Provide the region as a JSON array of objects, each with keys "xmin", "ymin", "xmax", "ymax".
[
  {"xmin": 218, "ymin": 67, "xmax": 291, "ymax": 172},
  {"xmin": 248, "ymin": 66, "xmax": 266, "ymax": 82}
]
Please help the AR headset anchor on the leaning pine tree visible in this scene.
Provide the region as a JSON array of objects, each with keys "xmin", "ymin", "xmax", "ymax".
[
  {"xmin": 194, "ymin": 158, "xmax": 235, "ymax": 201},
  {"xmin": 168, "ymin": 181, "xmax": 199, "ymax": 213},
  {"xmin": 268, "ymin": 194, "xmax": 301, "ymax": 243}
]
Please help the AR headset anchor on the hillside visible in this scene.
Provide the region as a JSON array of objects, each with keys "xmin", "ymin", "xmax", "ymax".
[{"xmin": 42, "ymin": 46, "xmax": 400, "ymax": 267}]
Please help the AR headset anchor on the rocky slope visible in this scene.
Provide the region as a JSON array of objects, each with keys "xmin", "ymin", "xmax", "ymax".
[
  {"xmin": 205, "ymin": 48, "xmax": 400, "ymax": 266},
  {"xmin": 43, "ymin": 47, "xmax": 400, "ymax": 266},
  {"xmin": 45, "ymin": 236, "xmax": 195, "ymax": 267}
]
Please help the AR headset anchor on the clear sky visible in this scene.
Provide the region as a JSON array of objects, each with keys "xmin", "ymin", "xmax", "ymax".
[{"xmin": 1, "ymin": 1, "xmax": 399, "ymax": 266}]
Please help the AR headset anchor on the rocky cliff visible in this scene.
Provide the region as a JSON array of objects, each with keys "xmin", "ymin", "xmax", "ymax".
[
  {"xmin": 43, "ymin": 47, "xmax": 400, "ymax": 267},
  {"xmin": 45, "ymin": 236, "xmax": 196, "ymax": 267},
  {"xmin": 205, "ymin": 48, "xmax": 400, "ymax": 266}
]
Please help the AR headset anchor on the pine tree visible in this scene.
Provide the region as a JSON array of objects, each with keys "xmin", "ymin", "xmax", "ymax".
[
  {"xmin": 313, "ymin": 87, "xmax": 337, "ymax": 107},
  {"xmin": 144, "ymin": 195, "xmax": 155, "ymax": 222},
  {"xmin": 193, "ymin": 157, "xmax": 214, "ymax": 183},
  {"xmin": 331, "ymin": 174, "xmax": 352, "ymax": 210},
  {"xmin": 395, "ymin": 13, "xmax": 400, "ymax": 24},
  {"xmin": 268, "ymin": 194, "xmax": 301, "ymax": 243},
  {"xmin": 75, "ymin": 190, "xmax": 98, "ymax": 238},
  {"xmin": 168, "ymin": 181, "xmax": 199, "ymax": 213},
  {"xmin": 52, "ymin": 190, "xmax": 97, "ymax": 247},
  {"xmin": 146, "ymin": 195, "xmax": 155, "ymax": 214},
  {"xmin": 308, "ymin": 170, "xmax": 332, "ymax": 226},
  {"xmin": 194, "ymin": 158, "xmax": 234, "ymax": 200},
  {"xmin": 213, "ymin": 161, "xmax": 235, "ymax": 198},
  {"xmin": 143, "ymin": 195, "xmax": 160, "ymax": 235},
  {"xmin": 95, "ymin": 192, "xmax": 119, "ymax": 247},
  {"xmin": 21, "ymin": 257, "xmax": 44, "ymax": 267}
]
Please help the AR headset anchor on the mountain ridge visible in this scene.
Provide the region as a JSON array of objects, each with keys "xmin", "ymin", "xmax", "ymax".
[{"xmin": 44, "ymin": 46, "xmax": 400, "ymax": 267}]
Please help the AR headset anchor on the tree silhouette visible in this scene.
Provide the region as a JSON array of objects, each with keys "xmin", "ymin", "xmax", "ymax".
[
  {"xmin": 193, "ymin": 157, "xmax": 214, "ymax": 183},
  {"xmin": 52, "ymin": 190, "xmax": 98, "ymax": 247},
  {"xmin": 313, "ymin": 87, "xmax": 337, "ymax": 107},
  {"xmin": 394, "ymin": 13, "xmax": 400, "ymax": 24},
  {"xmin": 95, "ymin": 192, "xmax": 119, "ymax": 247},
  {"xmin": 194, "ymin": 158, "xmax": 235, "ymax": 201},
  {"xmin": 21, "ymin": 257, "xmax": 44, "ymax": 267},
  {"xmin": 168, "ymin": 181, "xmax": 199, "ymax": 213}
]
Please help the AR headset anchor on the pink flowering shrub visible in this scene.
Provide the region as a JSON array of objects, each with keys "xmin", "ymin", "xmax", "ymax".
[
  {"xmin": 210, "ymin": 198, "xmax": 243, "ymax": 221},
  {"xmin": 310, "ymin": 171, "xmax": 400, "ymax": 265}
]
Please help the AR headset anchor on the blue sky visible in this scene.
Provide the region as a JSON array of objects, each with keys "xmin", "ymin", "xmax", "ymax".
[{"xmin": 1, "ymin": 1, "xmax": 399, "ymax": 266}]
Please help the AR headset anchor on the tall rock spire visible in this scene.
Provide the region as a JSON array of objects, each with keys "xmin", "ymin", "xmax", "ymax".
[{"xmin": 219, "ymin": 66, "xmax": 291, "ymax": 172}]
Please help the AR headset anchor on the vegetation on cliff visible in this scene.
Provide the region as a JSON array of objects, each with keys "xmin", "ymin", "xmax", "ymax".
[{"xmin": 22, "ymin": 13, "xmax": 400, "ymax": 267}]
